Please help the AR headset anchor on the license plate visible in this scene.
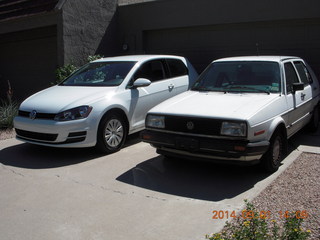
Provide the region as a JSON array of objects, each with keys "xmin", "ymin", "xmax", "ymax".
[{"xmin": 175, "ymin": 137, "xmax": 199, "ymax": 151}]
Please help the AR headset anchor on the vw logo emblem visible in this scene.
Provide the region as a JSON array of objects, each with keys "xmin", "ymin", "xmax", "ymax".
[
  {"xmin": 29, "ymin": 110, "xmax": 37, "ymax": 120},
  {"xmin": 186, "ymin": 121, "xmax": 194, "ymax": 130}
]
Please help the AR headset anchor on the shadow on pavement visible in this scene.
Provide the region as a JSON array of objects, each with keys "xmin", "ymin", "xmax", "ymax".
[
  {"xmin": 117, "ymin": 156, "xmax": 270, "ymax": 201},
  {"xmin": 288, "ymin": 128, "xmax": 320, "ymax": 149},
  {"xmin": 0, "ymin": 143, "xmax": 101, "ymax": 169},
  {"xmin": 117, "ymin": 129, "xmax": 319, "ymax": 202},
  {"xmin": 0, "ymin": 132, "xmax": 141, "ymax": 169}
]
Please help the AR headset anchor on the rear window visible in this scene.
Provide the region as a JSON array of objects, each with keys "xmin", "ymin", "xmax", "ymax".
[{"xmin": 166, "ymin": 59, "xmax": 188, "ymax": 78}]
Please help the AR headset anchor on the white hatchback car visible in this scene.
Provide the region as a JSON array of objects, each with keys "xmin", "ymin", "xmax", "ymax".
[
  {"xmin": 141, "ymin": 56, "xmax": 320, "ymax": 172},
  {"xmin": 14, "ymin": 55, "xmax": 198, "ymax": 153}
]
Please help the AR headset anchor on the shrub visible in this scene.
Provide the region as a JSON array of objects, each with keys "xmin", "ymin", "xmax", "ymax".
[
  {"xmin": 52, "ymin": 55, "xmax": 104, "ymax": 86},
  {"xmin": 206, "ymin": 200, "xmax": 311, "ymax": 240},
  {"xmin": 53, "ymin": 63, "xmax": 78, "ymax": 85},
  {"xmin": 0, "ymin": 100, "xmax": 19, "ymax": 129},
  {"xmin": 87, "ymin": 54, "xmax": 103, "ymax": 62}
]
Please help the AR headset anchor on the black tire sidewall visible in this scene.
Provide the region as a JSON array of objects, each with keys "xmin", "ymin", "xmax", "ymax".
[
  {"xmin": 308, "ymin": 106, "xmax": 319, "ymax": 132},
  {"xmin": 261, "ymin": 130, "xmax": 285, "ymax": 173},
  {"xmin": 96, "ymin": 113, "xmax": 127, "ymax": 153}
]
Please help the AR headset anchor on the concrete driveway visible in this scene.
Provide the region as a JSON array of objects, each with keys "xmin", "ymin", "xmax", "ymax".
[{"xmin": 0, "ymin": 131, "xmax": 319, "ymax": 240}]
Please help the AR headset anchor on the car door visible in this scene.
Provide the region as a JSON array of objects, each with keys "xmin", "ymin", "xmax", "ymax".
[
  {"xmin": 284, "ymin": 61, "xmax": 311, "ymax": 137},
  {"xmin": 128, "ymin": 59, "xmax": 175, "ymax": 131}
]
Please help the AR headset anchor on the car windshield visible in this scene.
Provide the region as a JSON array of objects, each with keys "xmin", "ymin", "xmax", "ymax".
[
  {"xmin": 60, "ymin": 61, "xmax": 136, "ymax": 86},
  {"xmin": 191, "ymin": 61, "xmax": 281, "ymax": 93}
]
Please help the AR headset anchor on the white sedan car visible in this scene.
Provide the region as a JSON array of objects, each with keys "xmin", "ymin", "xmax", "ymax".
[
  {"xmin": 141, "ymin": 56, "xmax": 320, "ymax": 172},
  {"xmin": 14, "ymin": 55, "xmax": 198, "ymax": 153}
]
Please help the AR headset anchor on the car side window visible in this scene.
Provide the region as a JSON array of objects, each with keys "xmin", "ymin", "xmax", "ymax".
[
  {"xmin": 284, "ymin": 62, "xmax": 300, "ymax": 94},
  {"xmin": 166, "ymin": 59, "xmax": 188, "ymax": 77},
  {"xmin": 293, "ymin": 61, "xmax": 313, "ymax": 85},
  {"xmin": 134, "ymin": 60, "xmax": 166, "ymax": 82}
]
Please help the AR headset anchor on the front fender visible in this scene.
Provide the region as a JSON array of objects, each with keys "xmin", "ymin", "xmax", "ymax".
[{"xmin": 267, "ymin": 117, "xmax": 287, "ymax": 140}]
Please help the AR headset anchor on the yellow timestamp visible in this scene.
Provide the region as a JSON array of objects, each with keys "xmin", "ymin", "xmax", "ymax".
[{"xmin": 212, "ymin": 210, "xmax": 309, "ymax": 220}]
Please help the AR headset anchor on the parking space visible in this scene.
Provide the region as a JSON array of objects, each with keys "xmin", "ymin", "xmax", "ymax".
[{"xmin": 0, "ymin": 130, "xmax": 318, "ymax": 240}]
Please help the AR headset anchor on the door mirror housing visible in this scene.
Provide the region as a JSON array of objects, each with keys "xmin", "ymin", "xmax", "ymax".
[
  {"xmin": 292, "ymin": 82, "xmax": 304, "ymax": 93},
  {"xmin": 132, "ymin": 78, "xmax": 151, "ymax": 88}
]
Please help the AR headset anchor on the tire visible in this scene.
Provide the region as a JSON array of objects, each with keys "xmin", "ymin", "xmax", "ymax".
[
  {"xmin": 96, "ymin": 113, "xmax": 127, "ymax": 153},
  {"xmin": 308, "ymin": 105, "xmax": 319, "ymax": 132},
  {"xmin": 260, "ymin": 130, "xmax": 286, "ymax": 173}
]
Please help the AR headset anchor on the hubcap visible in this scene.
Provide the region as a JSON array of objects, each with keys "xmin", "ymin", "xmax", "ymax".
[
  {"xmin": 104, "ymin": 119, "xmax": 124, "ymax": 147},
  {"xmin": 272, "ymin": 136, "xmax": 281, "ymax": 166}
]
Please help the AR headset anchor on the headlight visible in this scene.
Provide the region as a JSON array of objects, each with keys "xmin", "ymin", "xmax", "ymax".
[
  {"xmin": 54, "ymin": 106, "xmax": 92, "ymax": 121},
  {"xmin": 146, "ymin": 115, "xmax": 165, "ymax": 128},
  {"xmin": 220, "ymin": 121, "xmax": 246, "ymax": 137}
]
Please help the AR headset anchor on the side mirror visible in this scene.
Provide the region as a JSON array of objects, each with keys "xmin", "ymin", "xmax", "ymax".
[
  {"xmin": 292, "ymin": 82, "xmax": 304, "ymax": 93},
  {"xmin": 132, "ymin": 78, "xmax": 151, "ymax": 88}
]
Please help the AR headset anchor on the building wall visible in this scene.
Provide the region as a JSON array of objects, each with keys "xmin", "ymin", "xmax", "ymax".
[
  {"xmin": 0, "ymin": 0, "xmax": 119, "ymax": 101},
  {"xmin": 118, "ymin": 0, "xmax": 156, "ymax": 5},
  {"xmin": 60, "ymin": 0, "xmax": 118, "ymax": 66},
  {"xmin": 117, "ymin": 0, "xmax": 320, "ymax": 76}
]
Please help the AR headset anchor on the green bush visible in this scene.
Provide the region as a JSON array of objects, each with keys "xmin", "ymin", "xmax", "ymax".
[
  {"xmin": 0, "ymin": 100, "xmax": 19, "ymax": 129},
  {"xmin": 53, "ymin": 63, "xmax": 78, "ymax": 85},
  {"xmin": 206, "ymin": 200, "xmax": 311, "ymax": 240},
  {"xmin": 87, "ymin": 54, "xmax": 103, "ymax": 62},
  {"xmin": 52, "ymin": 55, "xmax": 104, "ymax": 86}
]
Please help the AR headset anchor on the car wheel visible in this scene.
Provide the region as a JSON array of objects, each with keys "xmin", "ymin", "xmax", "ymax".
[
  {"xmin": 96, "ymin": 113, "xmax": 127, "ymax": 153},
  {"xmin": 260, "ymin": 130, "xmax": 286, "ymax": 173},
  {"xmin": 308, "ymin": 105, "xmax": 319, "ymax": 132}
]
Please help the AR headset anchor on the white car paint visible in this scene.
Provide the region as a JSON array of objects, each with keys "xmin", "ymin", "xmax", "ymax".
[
  {"xmin": 14, "ymin": 55, "xmax": 198, "ymax": 151},
  {"xmin": 142, "ymin": 56, "xmax": 320, "ymax": 171}
]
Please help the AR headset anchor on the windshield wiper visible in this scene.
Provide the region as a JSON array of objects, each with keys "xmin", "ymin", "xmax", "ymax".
[
  {"xmin": 223, "ymin": 86, "xmax": 270, "ymax": 94},
  {"xmin": 191, "ymin": 86, "xmax": 210, "ymax": 91}
]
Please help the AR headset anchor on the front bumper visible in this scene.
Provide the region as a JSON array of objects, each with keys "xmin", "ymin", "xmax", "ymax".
[
  {"xmin": 141, "ymin": 130, "xmax": 269, "ymax": 164},
  {"xmin": 13, "ymin": 116, "xmax": 97, "ymax": 148}
]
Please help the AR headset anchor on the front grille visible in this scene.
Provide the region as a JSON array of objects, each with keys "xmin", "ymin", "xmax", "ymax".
[
  {"xmin": 15, "ymin": 129, "xmax": 87, "ymax": 144},
  {"xmin": 65, "ymin": 131, "xmax": 87, "ymax": 143},
  {"xmin": 16, "ymin": 129, "xmax": 58, "ymax": 141},
  {"xmin": 164, "ymin": 115, "xmax": 222, "ymax": 136},
  {"xmin": 18, "ymin": 110, "xmax": 56, "ymax": 120}
]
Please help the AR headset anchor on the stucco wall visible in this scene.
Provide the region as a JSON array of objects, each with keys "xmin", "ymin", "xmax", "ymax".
[{"xmin": 61, "ymin": 0, "xmax": 118, "ymax": 66}]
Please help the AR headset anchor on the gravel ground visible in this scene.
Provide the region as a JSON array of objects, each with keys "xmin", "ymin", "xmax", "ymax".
[
  {"xmin": 252, "ymin": 152, "xmax": 320, "ymax": 240},
  {"xmin": 1, "ymin": 129, "xmax": 319, "ymax": 239},
  {"xmin": 0, "ymin": 129, "xmax": 15, "ymax": 140}
]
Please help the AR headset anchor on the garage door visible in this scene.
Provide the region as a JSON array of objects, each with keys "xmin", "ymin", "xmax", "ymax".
[
  {"xmin": 0, "ymin": 26, "xmax": 57, "ymax": 101},
  {"xmin": 144, "ymin": 19, "xmax": 320, "ymax": 77}
]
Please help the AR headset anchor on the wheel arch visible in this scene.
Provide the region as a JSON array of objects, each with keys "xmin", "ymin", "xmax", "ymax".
[
  {"xmin": 267, "ymin": 118, "xmax": 287, "ymax": 141},
  {"xmin": 269, "ymin": 120, "xmax": 288, "ymax": 156},
  {"xmin": 98, "ymin": 108, "xmax": 130, "ymax": 135}
]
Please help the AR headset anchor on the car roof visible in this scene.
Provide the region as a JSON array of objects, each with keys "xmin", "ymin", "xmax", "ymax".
[
  {"xmin": 213, "ymin": 55, "xmax": 301, "ymax": 63},
  {"xmin": 93, "ymin": 55, "xmax": 185, "ymax": 63}
]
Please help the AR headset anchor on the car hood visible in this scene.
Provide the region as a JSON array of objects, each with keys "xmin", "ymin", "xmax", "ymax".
[
  {"xmin": 149, "ymin": 91, "xmax": 280, "ymax": 120},
  {"xmin": 20, "ymin": 86, "xmax": 117, "ymax": 113}
]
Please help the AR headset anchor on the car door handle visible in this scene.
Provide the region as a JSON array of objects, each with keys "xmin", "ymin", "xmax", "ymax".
[
  {"xmin": 301, "ymin": 93, "xmax": 306, "ymax": 101},
  {"xmin": 168, "ymin": 84, "xmax": 174, "ymax": 90}
]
